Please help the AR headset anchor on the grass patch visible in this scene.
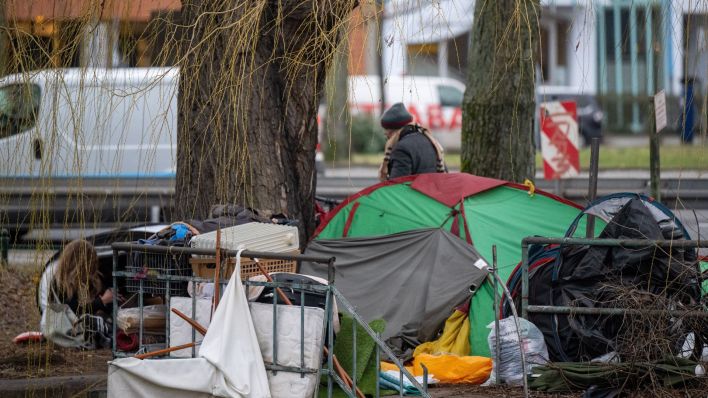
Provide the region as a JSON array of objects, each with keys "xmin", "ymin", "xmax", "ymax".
[{"xmin": 344, "ymin": 145, "xmax": 708, "ymax": 170}]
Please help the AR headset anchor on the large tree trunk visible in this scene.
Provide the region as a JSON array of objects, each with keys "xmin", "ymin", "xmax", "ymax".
[
  {"xmin": 175, "ymin": 1, "xmax": 354, "ymax": 241},
  {"xmin": 461, "ymin": 0, "xmax": 539, "ymax": 183}
]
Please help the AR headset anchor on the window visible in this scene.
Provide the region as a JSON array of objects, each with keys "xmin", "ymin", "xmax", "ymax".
[
  {"xmin": 438, "ymin": 85, "xmax": 463, "ymax": 107},
  {"xmin": 0, "ymin": 84, "xmax": 41, "ymax": 139},
  {"xmin": 406, "ymin": 43, "xmax": 439, "ymax": 76},
  {"xmin": 604, "ymin": 6, "xmax": 651, "ymax": 61},
  {"xmin": 447, "ymin": 33, "xmax": 469, "ymax": 80}
]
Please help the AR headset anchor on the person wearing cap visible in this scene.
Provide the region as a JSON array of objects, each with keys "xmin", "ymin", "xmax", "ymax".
[{"xmin": 379, "ymin": 102, "xmax": 447, "ymax": 181}]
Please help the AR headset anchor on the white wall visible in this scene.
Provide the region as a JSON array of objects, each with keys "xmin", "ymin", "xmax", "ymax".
[{"xmin": 382, "ymin": 0, "xmax": 474, "ymax": 78}]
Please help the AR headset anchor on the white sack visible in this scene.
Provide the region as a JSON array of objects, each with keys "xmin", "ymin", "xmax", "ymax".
[
  {"xmin": 169, "ymin": 296, "xmax": 212, "ymax": 358},
  {"xmin": 250, "ymin": 302, "xmax": 324, "ymax": 398}
]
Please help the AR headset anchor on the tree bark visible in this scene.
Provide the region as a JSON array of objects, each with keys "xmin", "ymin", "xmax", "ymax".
[
  {"xmin": 175, "ymin": 1, "xmax": 354, "ymax": 241},
  {"xmin": 461, "ymin": 0, "xmax": 539, "ymax": 183}
]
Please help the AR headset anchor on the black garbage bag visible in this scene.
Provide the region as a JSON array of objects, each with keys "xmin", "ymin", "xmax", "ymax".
[{"xmin": 529, "ymin": 198, "xmax": 702, "ymax": 362}]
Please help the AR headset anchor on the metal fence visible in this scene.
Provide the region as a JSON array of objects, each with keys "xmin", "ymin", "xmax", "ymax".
[
  {"xmin": 520, "ymin": 236, "xmax": 708, "ymax": 319},
  {"xmin": 111, "ymin": 242, "xmax": 430, "ymax": 398}
]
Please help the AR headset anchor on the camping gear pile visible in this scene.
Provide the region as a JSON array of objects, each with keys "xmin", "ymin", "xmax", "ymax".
[
  {"xmin": 39, "ymin": 172, "xmax": 702, "ymax": 396},
  {"xmin": 308, "ymin": 173, "xmax": 707, "ymax": 394},
  {"xmin": 109, "ymin": 223, "xmax": 344, "ymax": 397},
  {"xmin": 504, "ymin": 194, "xmax": 706, "ymax": 363}
]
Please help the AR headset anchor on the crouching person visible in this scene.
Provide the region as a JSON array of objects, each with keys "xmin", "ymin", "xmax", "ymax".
[{"xmin": 42, "ymin": 239, "xmax": 114, "ymax": 349}]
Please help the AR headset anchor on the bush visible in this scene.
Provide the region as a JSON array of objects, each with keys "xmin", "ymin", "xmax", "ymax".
[{"xmin": 349, "ymin": 115, "xmax": 386, "ymax": 154}]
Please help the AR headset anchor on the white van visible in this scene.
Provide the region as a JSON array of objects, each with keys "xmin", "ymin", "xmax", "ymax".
[
  {"xmin": 0, "ymin": 68, "xmax": 178, "ymax": 178},
  {"xmin": 345, "ymin": 75, "xmax": 466, "ymax": 149}
]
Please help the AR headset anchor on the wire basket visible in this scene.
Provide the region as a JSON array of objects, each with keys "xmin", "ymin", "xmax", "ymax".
[{"xmin": 125, "ymin": 250, "xmax": 191, "ymax": 295}]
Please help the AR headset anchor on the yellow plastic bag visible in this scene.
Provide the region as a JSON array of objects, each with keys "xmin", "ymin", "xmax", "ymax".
[
  {"xmin": 412, "ymin": 353, "xmax": 492, "ymax": 384},
  {"xmin": 413, "ymin": 309, "xmax": 470, "ymax": 357},
  {"xmin": 380, "ymin": 361, "xmax": 415, "ymax": 375}
]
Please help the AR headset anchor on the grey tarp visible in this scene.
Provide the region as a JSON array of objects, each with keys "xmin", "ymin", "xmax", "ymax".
[{"xmin": 301, "ymin": 228, "xmax": 488, "ymax": 360}]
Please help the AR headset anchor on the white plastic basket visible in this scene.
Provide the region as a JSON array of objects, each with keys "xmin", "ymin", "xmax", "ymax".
[{"xmin": 190, "ymin": 222, "xmax": 299, "ymax": 255}]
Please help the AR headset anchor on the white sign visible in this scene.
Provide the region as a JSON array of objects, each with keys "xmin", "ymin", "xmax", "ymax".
[{"xmin": 654, "ymin": 90, "xmax": 667, "ymax": 133}]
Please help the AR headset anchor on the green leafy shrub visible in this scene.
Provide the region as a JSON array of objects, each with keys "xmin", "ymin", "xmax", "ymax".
[{"xmin": 349, "ymin": 115, "xmax": 386, "ymax": 154}]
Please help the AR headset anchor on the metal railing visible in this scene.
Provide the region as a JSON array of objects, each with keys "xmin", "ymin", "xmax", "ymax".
[
  {"xmin": 111, "ymin": 242, "xmax": 430, "ymax": 398},
  {"xmin": 520, "ymin": 236, "xmax": 708, "ymax": 320}
]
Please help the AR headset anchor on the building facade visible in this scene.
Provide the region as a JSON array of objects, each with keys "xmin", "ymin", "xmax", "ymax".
[
  {"xmin": 1, "ymin": 0, "xmax": 181, "ymax": 73},
  {"xmin": 4, "ymin": 0, "xmax": 706, "ymax": 133},
  {"xmin": 363, "ymin": 0, "xmax": 707, "ymax": 133}
]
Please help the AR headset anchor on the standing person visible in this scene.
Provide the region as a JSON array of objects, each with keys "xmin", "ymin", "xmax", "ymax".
[
  {"xmin": 378, "ymin": 102, "xmax": 447, "ymax": 181},
  {"xmin": 678, "ymin": 76, "xmax": 698, "ymax": 144},
  {"xmin": 49, "ymin": 239, "xmax": 114, "ymax": 347}
]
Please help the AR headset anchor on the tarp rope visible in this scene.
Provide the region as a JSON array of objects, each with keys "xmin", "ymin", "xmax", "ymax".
[{"xmin": 450, "ymin": 201, "xmax": 473, "ymax": 245}]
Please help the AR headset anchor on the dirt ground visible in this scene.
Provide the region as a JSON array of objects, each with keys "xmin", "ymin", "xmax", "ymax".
[
  {"xmin": 428, "ymin": 384, "xmax": 576, "ymax": 397},
  {"xmin": 0, "ymin": 266, "xmax": 111, "ymax": 380}
]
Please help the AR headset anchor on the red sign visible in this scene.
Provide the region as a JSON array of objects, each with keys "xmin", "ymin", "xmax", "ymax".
[{"xmin": 540, "ymin": 101, "xmax": 579, "ymax": 180}]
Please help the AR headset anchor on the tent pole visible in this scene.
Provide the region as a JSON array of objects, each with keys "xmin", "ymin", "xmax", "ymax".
[
  {"xmin": 490, "ymin": 253, "xmax": 530, "ymax": 397},
  {"xmin": 492, "ymin": 245, "xmax": 501, "ymax": 384},
  {"xmin": 649, "ymin": 96, "xmax": 661, "ymax": 201}
]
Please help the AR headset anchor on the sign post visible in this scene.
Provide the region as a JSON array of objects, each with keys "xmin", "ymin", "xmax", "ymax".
[
  {"xmin": 650, "ymin": 91, "xmax": 666, "ymax": 201},
  {"xmin": 540, "ymin": 101, "xmax": 580, "ymax": 186}
]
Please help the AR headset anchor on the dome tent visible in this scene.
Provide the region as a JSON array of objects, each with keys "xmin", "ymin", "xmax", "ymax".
[{"xmin": 311, "ymin": 173, "xmax": 590, "ymax": 357}]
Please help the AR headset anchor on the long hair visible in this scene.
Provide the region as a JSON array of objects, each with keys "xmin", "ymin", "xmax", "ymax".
[{"xmin": 56, "ymin": 239, "xmax": 102, "ymax": 307}]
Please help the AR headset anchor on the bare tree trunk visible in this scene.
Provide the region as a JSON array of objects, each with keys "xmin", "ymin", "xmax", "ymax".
[
  {"xmin": 175, "ymin": 1, "xmax": 354, "ymax": 241},
  {"xmin": 324, "ymin": 40, "xmax": 351, "ymax": 161},
  {"xmin": 461, "ymin": 0, "xmax": 539, "ymax": 183},
  {"xmin": 0, "ymin": 1, "xmax": 6, "ymax": 77}
]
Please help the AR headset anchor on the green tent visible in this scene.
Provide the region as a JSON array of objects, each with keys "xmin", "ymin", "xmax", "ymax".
[{"xmin": 312, "ymin": 173, "xmax": 594, "ymax": 357}]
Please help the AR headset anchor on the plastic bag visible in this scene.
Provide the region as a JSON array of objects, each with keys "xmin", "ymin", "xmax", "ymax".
[
  {"xmin": 486, "ymin": 317, "xmax": 548, "ymax": 386},
  {"xmin": 412, "ymin": 353, "xmax": 492, "ymax": 384},
  {"xmin": 413, "ymin": 309, "xmax": 470, "ymax": 357}
]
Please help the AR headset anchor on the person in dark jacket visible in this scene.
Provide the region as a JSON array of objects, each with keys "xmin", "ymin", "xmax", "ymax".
[{"xmin": 378, "ymin": 102, "xmax": 447, "ymax": 181}]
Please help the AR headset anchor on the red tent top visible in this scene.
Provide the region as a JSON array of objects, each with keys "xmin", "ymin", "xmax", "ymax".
[
  {"xmin": 410, "ymin": 173, "xmax": 506, "ymax": 207},
  {"xmin": 312, "ymin": 173, "xmax": 579, "ymax": 239}
]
